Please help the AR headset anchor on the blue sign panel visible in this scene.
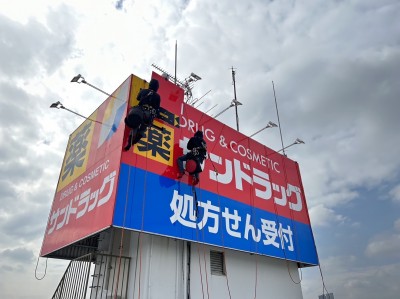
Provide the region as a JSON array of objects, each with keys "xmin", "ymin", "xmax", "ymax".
[{"xmin": 114, "ymin": 164, "xmax": 318, "ymax": 266}]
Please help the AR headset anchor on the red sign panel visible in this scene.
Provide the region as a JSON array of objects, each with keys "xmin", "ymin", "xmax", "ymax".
[
  {"xmin": 122, "ymin": 72, "xmax": 310, "ymax": 226},
  {"xmin": 40, "ymin": 76, "xmax": 131, "ymax": 256}
]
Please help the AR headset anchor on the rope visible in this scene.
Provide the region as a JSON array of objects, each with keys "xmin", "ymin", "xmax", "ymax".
[
  {"xmin": 295, "ymin": 163, "xmax": 330, "ymax": 295},
  {"xmin": 264, "ymin": 146, "xmax": 302, "ymax": 285},
  {"xmin": 195, "ymin": 182, "xmax": 211, "ymax": 299},
  {"xmin": 113, "ymin": 145, "xmax": 135, "ymax": 299},
  {"xmin": 232, "ymin": 136, "xmax": 261, "ymax": 298},
  {"xmin": 197, "ymin": 243, "xmax": 205, "ymax": 299},
  {"xmin": 34, "ymin": 256, "xmax": 47, "ymax": 280},
  {"xmin": 209, "ymin": 158, "xmax": 232, "ymax": 299},
  {"xmin": 113, "ymin": 89, "xmax": 139, "ymax": 299},
  {"xmin": 138, "ymin": 125, "xmax": 151, "ymax": 299},
  {"xmin": 192, "ymin": 185, "xmax": 206, "ymax": 299},
  {"xmin": 242, "ymin": 137, "xmax": 260, "ymax": 299}
]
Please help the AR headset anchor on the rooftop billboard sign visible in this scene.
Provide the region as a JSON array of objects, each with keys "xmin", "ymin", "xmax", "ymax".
[
  {"xmin": 40, "ymin": 76, "xmax": 131, "ymax": 256},
  {"xmin": 115, "ymin": 72, "xmax": 318, "ymax": 266},
  {"xmin": 41, "ymin": 72, "xmax": 317, "ymax": 266}
]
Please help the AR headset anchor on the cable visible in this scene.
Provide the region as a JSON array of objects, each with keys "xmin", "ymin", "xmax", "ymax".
[
  {"xmin": 34, "ymin": 256, "xmax": 48, "ymax": 280},
  {"xmin": 208, "ymin": 153, "xmax": 232, "ymax": 299},
  {"xmin": 113, "ymin": 86, "xmax": 137, "ymax": 299},
  {"xmin": 138, "ymin": 125, "xmax": 151, "ymax": 299},
  {"xmin": 267, "ymin": 146, "xmax": 302, "ymax": 284},
  {"xmin": 295, "ymin": 163, "xmax": 331, "ymax": 296},
  {"xmin": 270, "ymin": 80, "xmax": 303, "ymax": 284}
]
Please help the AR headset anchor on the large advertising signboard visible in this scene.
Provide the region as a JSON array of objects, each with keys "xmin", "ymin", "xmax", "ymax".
[
  {"xmin": 115, "ymin": 72, "xmax": 318, "ymax": 266},
  {"xmin": 40, "ymin": 76, "xmax": 131, "ymax": 257}
]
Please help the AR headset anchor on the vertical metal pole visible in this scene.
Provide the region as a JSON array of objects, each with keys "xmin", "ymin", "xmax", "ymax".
[
  {"xmin": 272, "ymin": 81, "xmax": 286, "ymax": 156},
  {"xmin": 232, "ymin": 67, "xmax": 239, "ymax": 131},
  {"xmin": 175, "ymin": 40, "xmax": 177, "ymax": 85}
]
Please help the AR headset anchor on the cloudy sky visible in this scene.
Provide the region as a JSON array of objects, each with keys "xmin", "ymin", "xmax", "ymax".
[{"xmin": 1, "ymin": 0, "xmax": 399, "ymax": 298}]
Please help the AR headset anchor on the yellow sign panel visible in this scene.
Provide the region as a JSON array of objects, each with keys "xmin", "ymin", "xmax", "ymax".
[
  {"xmin": 57, "ymin": 113, "xmax": 97, "ymax": 191},
  {"xmin": 129, "ymin": 75, "xmax": 149, "ymax": 107},
  {"xmin": 134, "ymin": 120, "xmax": 174, "ymax": 166}
]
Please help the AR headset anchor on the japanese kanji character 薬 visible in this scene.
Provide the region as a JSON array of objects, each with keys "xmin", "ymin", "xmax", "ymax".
[
  {"xmin": 62, "ymin": 122, "xmax": 91, "ymax": 180},
  {"xmin": 137, "ymin": 128, "xmax": 172, "ymax": 161}
]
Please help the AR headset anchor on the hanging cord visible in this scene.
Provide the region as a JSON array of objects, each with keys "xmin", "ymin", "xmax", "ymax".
[
  {"xmin": 253, "ymin": 253, "xmax": 258, "ymax": 299},
  {"xmin": 208, "ymin": 153, "xmax": 232, "ymax": 299},
  {"xmin": 294, "ymin": 164, "xmax": 330, "ymax": 295},
  {"xmin": 243, "ymin": 137, "xmax": 260, "ymax": 299},
  {"xmin": 235, "ymin": 136, "xmax": 260, "ymax": 299},
  {"xmin": 35, "ymin": 189, "xmax": 55, "ymax": 281},
  {"xmin": 138, "ymin": 126, "xmax": 151, "ymax": 299},
  {"xmin": 34, "ymin": 256, "xmax": 48, "ymax": 280},
  {"xmin": 197, "ymin": 242, "xmax": 205, "ymax": 299},
  {"xmin": 178, "ymin": 98, "xmax": 208, "ymax": 299},
  {"xmin": 216, "ymin": 172, "xmax": 233, "ymax": 299},
  {"xmin": 265, "ymin": 147, "xmax": 302, "ymax": 285},
  {"xmin": 194, "ymin": 183, "xmax": 211, "ymax": 299},
  {"xmin": 113, "ymin": 144, "xmax": 136, "ymax": 299},
  {"xmin": 193, "ymin": 185, "xmax": 205, "ymax": 299},
  {"xmin": 269, "ymin": 80, "xmax": 302, "ymax": 283},
  {"xmin": 114, "ymin": 91, "xmax": 141, "ymax": 298}
]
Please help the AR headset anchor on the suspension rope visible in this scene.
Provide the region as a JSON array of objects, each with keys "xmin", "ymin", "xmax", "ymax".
[
  {"xmin": 113, "ymin": 142, "xmax": 136, "ymax": 299},
  {"xmin": 234, "ymin": 136, "xmax": 261, "ymax": 298},
  {"xmin": 295, "ymin": 164, "xmax": 330, "ymax": 295},
  {"xmin": 195, "ymin": 182, "xmax": 211, "ymax": 299},
  {"xmin": 34, "ymin": 256, "xmax": 48, "ymax": 280},
  {"xmin": 242, "ymin": 137, "xmax": 260, "ymax": 299},
  {"xmin": 215, "ymin": 170, "xmax": 233, "ymax": 299},
  {"xmin": 138, "ymin": 125, "xmax": 151, "ymax": 299},
  {"xmin": 193, "ymin": 185, "xmax": 206, "ymax": 299},
  {"xmin": 206, "ymin": 141, "xmax": 233, "ymax": 299},
  {"xmin": 264, "ymin": 146, "xmax": 302, "ymax": 285},
  {"xmin": 113, "ymin": 86, "xmax": 141, "ymax": 299}
]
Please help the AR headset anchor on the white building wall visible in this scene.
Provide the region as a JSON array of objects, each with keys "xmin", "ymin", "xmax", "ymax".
[
  {"xmin": 190, "ymin": 243, "xmax": 303, "ymax": 299},
  {"xmin": 114, "ymin": 230, "xmax": 304, "ymax": 299},
  {"xmin": 125, "ymin": 232, "xmax": 186, "ymax": 299}
]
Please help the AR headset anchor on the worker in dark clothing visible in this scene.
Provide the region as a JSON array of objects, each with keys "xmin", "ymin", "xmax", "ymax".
[
  {"xmin": 177, "ymin": 131, "xmax": 207, "ymax": 185},
  {"xmin": 124, "ymin": 79, "xmax": 161, "ymax": 151}
]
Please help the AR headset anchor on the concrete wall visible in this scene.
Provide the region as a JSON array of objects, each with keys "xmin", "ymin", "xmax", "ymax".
[
  {"xmin": 99, "ymin": 229, "xmax": 304, "ymax": 299},
  {"xmin": 190, "ymin": 243, "xmax": 303, "ymax": 299}
]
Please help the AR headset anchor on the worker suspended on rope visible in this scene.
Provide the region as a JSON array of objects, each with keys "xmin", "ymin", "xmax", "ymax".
[
  {"xmin": 124, "ymin": 79, "xmax": 161, "ymax": 151},
  {"xmin": 177, "ymin": 130, "xmax": 207, "ymax": 185}
]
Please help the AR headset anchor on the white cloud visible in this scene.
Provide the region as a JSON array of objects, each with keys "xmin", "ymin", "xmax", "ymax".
[
  {"xmin": 365, "ymin": 234, "xmax": 400, "ymax": 258},
  {"xmin": 389, "ymin": 184, "xmax": 400, "ymax": 203},
  {"xmin": 1, "ymin": 0, "xmax": 400, "ymax": 298},
  {"xmin": 395, "ymin": 219, "xmax": 400, "ymax": 231},
  {"xmin": 309, "ymin": 204, "xmax": 347, "ymax": 227},
  {"xmin": 365, "ymin": 219, "xmax": 400, "ymax": 258}
]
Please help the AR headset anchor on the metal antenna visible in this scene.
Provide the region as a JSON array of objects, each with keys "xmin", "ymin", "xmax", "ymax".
[
  {"xmin": 152, "ymin": 64, "xmax": 185, "ymax": 86},
  {"xmin": 175, "ymin": 40, "xmax": 177, "ymax": 85},
  {"xmin": 272, "ymin": 81, "xmax": 286, "ymax": 156},
  {"xmin": 191, "ymin": 89, "xmax": 212, "ymax": 106},
  {"xmin": 231, "ymin": 67, "xmax": 241, "ymax": 131},
  {"xmin": 205, "ymin": 103, "xmax": 218, "ymax": 114},
  {"xmin": 151, "ymin": 64, "xmax": 201, "ymax": 104}
]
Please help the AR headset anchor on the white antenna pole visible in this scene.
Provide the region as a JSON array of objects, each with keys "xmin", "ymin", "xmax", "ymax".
[
  {"xmin": 175, "ymin": 40, "xmax": 177, "ymax": 85},
  {"xmin": 232, "ymin": 67, "xmax": 240, "ymax": 131},
  {"xmin": 272, "ymin": 81, "xmax": 286, "ymax": 156}
]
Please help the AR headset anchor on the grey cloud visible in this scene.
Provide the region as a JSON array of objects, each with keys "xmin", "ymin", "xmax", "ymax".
[
  {"xmin": 0, "ymin": 247, "xmax": 35, "ymax": 263},
  {"xmin": 1, "ymin": 207, "xmax": 47, "ymax": 241},
  {"xmin": 114, "ymin": 0, "xmax": 126, "ymax": 10},
  {"xmin": 0, "ymin": 4, "xmax": 77, "ymax": 80}
]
